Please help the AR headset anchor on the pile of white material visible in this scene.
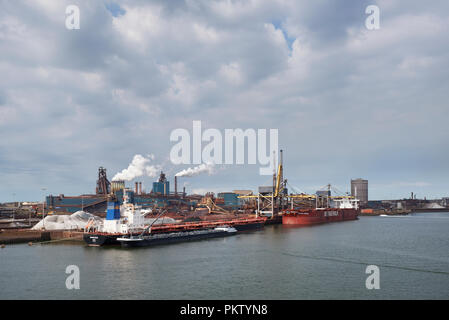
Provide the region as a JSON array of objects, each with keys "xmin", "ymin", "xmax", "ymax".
[
  {"xmin": 144, "ymin": 217, "xmax": 177, "ymax": 225},
  {"xmin": 31, "ymin": 211, "xmax": 102, "ymax": 231},
  {"xmin": 424, "ymin": 203, "xmax": 445, "ymax": 209}
]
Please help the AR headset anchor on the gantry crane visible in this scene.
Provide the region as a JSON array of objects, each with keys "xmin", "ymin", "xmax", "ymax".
[
  {"xmin": 238, "ymin": 149, "xmax": 288, "ymax": 217},
  {"xmin": 238, "ymin": 150, "xmax": 357, "ymax": 216}
]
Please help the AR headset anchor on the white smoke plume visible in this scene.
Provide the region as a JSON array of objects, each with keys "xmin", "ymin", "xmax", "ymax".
[
  {"xmin": 113, "ymin": 154, "xmax": 161, "ymax": 181},
  {"xmin": 175, "ymin": 162, "xmax": 215, "ymax": 177}
]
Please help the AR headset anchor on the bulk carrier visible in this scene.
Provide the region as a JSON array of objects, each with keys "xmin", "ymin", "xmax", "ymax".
[
  {"xmin": 237, "ymin": 149, "xmax": 361, "ymax": 226},
  {"xmin": 83, "ymin": 194, "xmax": 265, "ymax": 247},
  {"xmin": 282, "ymin": 197, "xmax": 359, "ymax": 226}
]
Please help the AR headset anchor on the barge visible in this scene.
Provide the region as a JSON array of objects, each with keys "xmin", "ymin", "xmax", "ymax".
[{"xmin": 117, "ymin": 226, "xmax": 237, "ymax": 248}]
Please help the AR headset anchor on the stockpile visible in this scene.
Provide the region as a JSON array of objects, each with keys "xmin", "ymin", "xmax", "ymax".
[
  {"xmin": 31, "ymin": 211, "xmax": 102, "ymax": 231},
  {"xmin": 145, "ymin": 217, "xmax": 177, "ymax": 225}
]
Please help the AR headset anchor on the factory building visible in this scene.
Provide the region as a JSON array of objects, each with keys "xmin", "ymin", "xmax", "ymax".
[
  {"xmin": 46, "ymin": 194, "xmax": 108, "ymax": 213},
  {"xmin": 351, "ymin": 178, "xmax": 368, "ymax": 206},
  {"xmin": 233, "ymin": 190, "xmax": 253, "ymax": 196},
  {"xmin": 217, "ymin": 192, "xmax": 240, "ymax": 207},
  {"xmin": 46, "ymin": 168, "xmax": 193, "ymax": 214},
  {"xmin": 152, "ymin": 172, "xmax": 170, "ymax": 195}
]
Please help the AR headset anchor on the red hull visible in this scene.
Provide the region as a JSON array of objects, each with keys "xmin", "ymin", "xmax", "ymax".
[{"xmin": 282, "ymin": 208, "xmax": 358, "ymax": 226}]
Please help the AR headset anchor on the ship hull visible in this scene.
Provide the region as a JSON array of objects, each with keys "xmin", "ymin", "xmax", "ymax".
[
  {"xmin": 233, "ymin": 221, "xmax": 265, "ymax": 231},
  {"xmin": 119, "ymin": 230, "xmax": 235, "ymax": 248},
  {"xmin": 84, "ymin": 218, "xmax": 265, "ymax": 246},
  {"xmin": 83, "ymin": 233, "xmax": 120, "ymax": 246},
  {"xmin": 282, "ymin": 208, "xmax": 358, "ymax": 226}
]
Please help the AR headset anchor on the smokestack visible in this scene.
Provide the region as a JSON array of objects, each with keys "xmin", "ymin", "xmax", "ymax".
[
  {"xmin": 175, "ymin": 176, "xmax": 178, "ymax": 196},
  {"xmin": 139, "ymin": 182, "xmax": 142, "ymax": 195},
  {"xmin": 135, "ymin": 182, "xmax": 138, "ymax": 194},
  {"xmin": 183, "ymin": 186, "xmax": 186, "ymax": 198}
]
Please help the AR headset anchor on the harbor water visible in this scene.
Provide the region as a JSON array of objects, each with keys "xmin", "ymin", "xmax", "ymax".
[{"xmin": 1, "ymin": 212, "xmax": 448, "ymax": 299}]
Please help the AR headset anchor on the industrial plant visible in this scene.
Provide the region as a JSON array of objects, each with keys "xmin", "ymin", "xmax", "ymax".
[{"xmin": 1, "ymin": 150, "xmax": 448, "ymax": 245}]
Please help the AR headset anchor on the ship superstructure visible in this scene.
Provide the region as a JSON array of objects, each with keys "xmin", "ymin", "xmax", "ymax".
[{"xmin": 83, "ymin": 192, "xmax": 147, "ymax": 246}]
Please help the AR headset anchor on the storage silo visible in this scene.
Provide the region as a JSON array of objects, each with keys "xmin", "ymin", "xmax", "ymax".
[{"xmin": 111, "ymin": 180, "xmax": 125, "ymax": 193}]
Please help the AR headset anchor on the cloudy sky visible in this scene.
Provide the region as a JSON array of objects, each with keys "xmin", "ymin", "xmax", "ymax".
[{"xmin": 1, "ymin": 0, "xmax": 448, "ymax": 202}]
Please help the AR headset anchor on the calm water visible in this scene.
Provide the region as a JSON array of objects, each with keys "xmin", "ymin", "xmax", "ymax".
[{"xmin": 1, "ymin": 212, "xmax": 448, "ymax": 299}]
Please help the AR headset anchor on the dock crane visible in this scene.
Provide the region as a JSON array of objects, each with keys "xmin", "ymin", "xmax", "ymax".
[
  {"xmin": 238, "ymin": 149, "xmax": 288, "ymax": 218},
  {"xmin": 238, "ymin": 150, "xmax": 357, "ymax": 216}
]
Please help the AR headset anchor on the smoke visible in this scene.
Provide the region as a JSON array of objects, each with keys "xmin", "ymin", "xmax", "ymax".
[
  {"xmin": 175, "ymin": 162, "xmax": 215, "ymax": 177},
  {"xmin": 113, "ymin": 154, "xmax": 161, "ymax": 181}
]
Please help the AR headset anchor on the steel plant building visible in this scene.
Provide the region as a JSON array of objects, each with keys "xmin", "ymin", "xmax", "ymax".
[{"xmin": 351, "ymin": 178, "xmax": 368, "ymax": 206}]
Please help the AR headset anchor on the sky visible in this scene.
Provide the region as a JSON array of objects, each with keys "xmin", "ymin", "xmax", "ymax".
[{"xmin": 0, "ymin": 0, "xmax": 448, "ymax": 202}]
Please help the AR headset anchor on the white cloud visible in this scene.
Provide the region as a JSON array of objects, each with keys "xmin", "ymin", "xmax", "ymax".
[
  {"xmin": 219, "ymin": 62, "xmax": 244, "ymax": 85},
  {"xmin": 112, "ymin": 4, "xmax": 163, "ymax": 43},
  {"xmin": 1, "ymin": 0, "xmax": 449, "ymax": 201},
  {"xmin": 193, "ymin": 23, "xmax": 220, "ymax": 43},
  {"xmin": 264, "ymin": 23, "xmax": 288, "ymax": 49}
]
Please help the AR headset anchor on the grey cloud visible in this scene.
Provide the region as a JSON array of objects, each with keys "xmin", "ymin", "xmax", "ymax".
[{"xmin": 0, "ymin": 0, "xmax": 448, "ymax": 201}]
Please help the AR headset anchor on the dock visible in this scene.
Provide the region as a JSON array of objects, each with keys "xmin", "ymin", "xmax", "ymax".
[{"xmin": 0, "ymin": 229, "xmax": 84, "ymax": 245}]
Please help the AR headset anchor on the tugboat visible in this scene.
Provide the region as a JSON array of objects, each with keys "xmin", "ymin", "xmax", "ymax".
[{"xmin": 117, "ymin": 226, "xmax": 237, "ymax": 248}]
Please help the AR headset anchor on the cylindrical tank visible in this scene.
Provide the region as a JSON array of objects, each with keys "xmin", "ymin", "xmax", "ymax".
[{"xmin": 111, "ymin": 180, "xmax": 125, "ymax": 193}]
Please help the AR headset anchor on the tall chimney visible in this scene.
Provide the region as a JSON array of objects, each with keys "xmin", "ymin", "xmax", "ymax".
[
  {"xmin": 139, "ymin": 182, "xmax": 142, "ymax": 195},
  {"xmin": 183, "ymin": 186, "xmax": 186, "ymax": 198},
  {"xmin": 175, "ymin": 176, "xmax": 178, "ymax": 196},
  {"xmin": 135, "ymin": 182, "xmax": 138, "ymax": 194}
]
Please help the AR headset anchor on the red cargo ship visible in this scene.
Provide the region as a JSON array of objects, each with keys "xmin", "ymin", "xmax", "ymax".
[{"xmin": 282, "ymin": 198, "xmax": 359, "ymax": 226}]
